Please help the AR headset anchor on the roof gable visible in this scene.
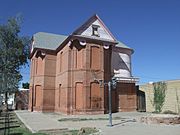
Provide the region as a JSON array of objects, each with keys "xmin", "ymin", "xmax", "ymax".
[
  {"xmin": 72, "ymin": 14, "xmax": 116, "ymax": 41},
  {"xmin": 30, "ymin": 15, "xmax": 133, "ymax": 57}
]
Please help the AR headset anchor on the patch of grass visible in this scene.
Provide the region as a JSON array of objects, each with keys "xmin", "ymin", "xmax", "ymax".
[
  {"xmin": 67, "ymin": 127, "xmax": 98, "ymax": 135},
  {"xmin": 0, "ymin": 111, "xmax": 47, "ymax": 135},
  {"xmin": 10, "ymin": 126, "xmax": 47, "ymax": 135},
  {"xmin": 64, "ymin": 129, "xmax": 79, "ymax": 135},
  {"xmin": 58, "ymin": 116, "xmax": 125, "ymax": 122},
  {"xmin": 1, "ymin": 112, "xmax": 100, "ymax": 135},
  {"xmin": 58, "ymin": 118, "xmax": 93, "ymax": 122},
  {"xmin": 40, "ymin": 127, "xmax": 98, "ymax": 135}
]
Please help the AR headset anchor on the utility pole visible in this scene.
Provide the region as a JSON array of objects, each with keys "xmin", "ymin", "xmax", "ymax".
[
  {"xmin": 98, "ymin": 77, "xmax": 117, "ymax": 127},
  {"xmin": 108, "ymin": 81, "xmax": 112, "ymax": 127},
  {"xmin": 31, "ymin": 59, "xmax": 34, "ymax": 112}
]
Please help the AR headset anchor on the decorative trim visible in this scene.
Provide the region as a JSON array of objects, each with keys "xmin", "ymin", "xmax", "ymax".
[
  {"xmin": 103, "ymin": 43, "xmax": 110, "ymax": 49},
  {"xmin": 79, "ymin": 39, "xmax": 86, "ymax": 46},
  {"xmin": 103, "ymin": 44, "xmax": 109, "ymax": 49},
  {"xmin": 67, "ymin": 40, "xmax": 72, "ymax": 47}
]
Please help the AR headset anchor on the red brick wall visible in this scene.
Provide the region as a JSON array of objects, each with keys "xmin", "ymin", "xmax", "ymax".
[
  {"xmin": 54, "ymin": 40, "xmax": 106, "ymax": 114},
  {"xmin": 29, "ymin": 40, "xmax": 137, "ymax": 114},
  {"xmin": 29, "ymin": 51, "xmax": 56, "ymax": 112}
]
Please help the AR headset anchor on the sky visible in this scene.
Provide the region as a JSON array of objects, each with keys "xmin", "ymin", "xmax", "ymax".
[{"xmin": 0, "ymin": 0, "xmax": 180, "ymax": 86}]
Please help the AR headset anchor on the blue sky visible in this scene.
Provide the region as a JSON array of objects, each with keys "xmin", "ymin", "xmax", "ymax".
[{"xmin": 0, "ymin": 0, "xmax": 180, "ymax": 85}]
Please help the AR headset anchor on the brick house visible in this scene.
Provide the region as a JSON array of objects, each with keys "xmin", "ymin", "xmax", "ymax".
[{"xmin": 29, "ymin": 14, "xmax": 138, "ymax": 114}]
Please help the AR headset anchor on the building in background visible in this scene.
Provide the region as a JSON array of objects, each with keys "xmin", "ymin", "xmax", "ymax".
[
  {"xmin": 29, "ymin": 14, "xmax": 138, "ymax": 114},
  {"xmin": 0, "ymin": 92, "xmax": 15, "ymax": 110},
  {"xmin": 140, "ymin": 80, "xmax": 180, "ymax": 114},
  {"xmin": 15, "ymin": 88, "xmax": 29, "ymax": 110},
  {"xmin": 0, "ymin": 88, "xmax": 29, "ymax": 111}
]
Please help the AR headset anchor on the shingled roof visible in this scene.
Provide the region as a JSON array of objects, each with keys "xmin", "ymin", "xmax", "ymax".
[
  {"xmin": 33, "ymin": 32, "xmax": 67, "ymax": 50},
  {"xmin": 116, "ymin": 41, "xmax": 131, "ymax": 49}
]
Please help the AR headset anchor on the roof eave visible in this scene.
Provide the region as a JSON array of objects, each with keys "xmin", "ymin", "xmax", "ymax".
[
  {"xmin": 113, "ymin": 45, "xmax": 134, "ymax": 54},
  {"xmin": 29, "ymin": 48, "xmax": 56, "ymax": 59},
  {"xmin": 72, "ymin": 35, "xmax": 118, "ymax": 45},
  {"xmin": 55, "ymin": 35, "xmax": 73, "ymax": 53}
]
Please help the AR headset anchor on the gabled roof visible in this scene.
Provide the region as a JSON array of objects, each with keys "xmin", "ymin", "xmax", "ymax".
[
  {"xmin": 72, "ymin": 14, "xmax": 117, "ymax": 41},
  {"xmin": 32, "ymin": 32, "xmax": 67, "ymax": 50},
  {"xmin": 31, "ymin": 15, "xmax": 133, "ymax": 54},
  {"xmin": 31, "ymin": 32, "xmax": 132, "ymax": 51}
]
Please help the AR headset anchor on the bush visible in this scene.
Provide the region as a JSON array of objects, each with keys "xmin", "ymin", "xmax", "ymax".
[{"xmin": 153, "ymin": 82, "xmax": 167, "ymax": 113}]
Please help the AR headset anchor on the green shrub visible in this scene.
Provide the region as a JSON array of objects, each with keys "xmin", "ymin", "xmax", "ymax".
[{"xmin": 153, "ymin": 82, "xmax": 167, "ymax": 113}]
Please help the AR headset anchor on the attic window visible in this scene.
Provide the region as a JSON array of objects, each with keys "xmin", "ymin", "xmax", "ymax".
[{"xmin": 92, "ymin": 25, "xmax": 100, "ymax": 37}]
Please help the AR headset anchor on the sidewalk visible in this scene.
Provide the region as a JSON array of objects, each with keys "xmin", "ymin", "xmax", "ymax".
[
  {"xmin": 15, "ymin": 110, "xmax": 180, "ymax": 135},
  {"xmin": 15, "ymin": 110, "xmax": 66, "ymax": 133}
]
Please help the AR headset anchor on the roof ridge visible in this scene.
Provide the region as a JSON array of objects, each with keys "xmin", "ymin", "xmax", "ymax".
[{"xmin": 34, "ymin": 32, "xmax": 67, "ymax": 37}]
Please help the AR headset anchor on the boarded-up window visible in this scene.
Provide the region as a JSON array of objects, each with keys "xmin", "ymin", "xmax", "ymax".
[
  {"xmin": 35, "ymin": 60, "xmax": 38, "ymax": 74},
  {"xmin": 33, "ymin": 87, "xmax": 36, "ymax": 106},
  {"xmin": 30, "ymin": 60, "xmax": 33, "ymax": 77},
  {"xmin": 59, "ymin": 84, "xmax": 61, "ymax": 107},
  {"xmin": 29, "ymin": 86, "xmax": 32, "ymax": 107},
  {"xmin": 91, "ymin": 46, "xmax": 100, "ymax": 70},
  {"xmin": 35, "ymin": 85, "xmax": 42, "ymax": 107},
  {"xmin": 36, "ymin": 57, "xmax": 43, "ymax": 75},
  {"xmin": 90, "ymin": 82, "xmax": 101, "ymax": 109},
  {"xmin": 31, "ymin": 59, "xmax": 36, "ymax": 76},
  {"xmin": 59, "ymin": 52, "xmax": 63, "ymax": 72},
  {"xmin": 77, "ymin": 49, "xmax": 83, "ymax": 69},
  {"xmin": 75, "ymin": 83, "xmax": 83, "ymax": 109}
]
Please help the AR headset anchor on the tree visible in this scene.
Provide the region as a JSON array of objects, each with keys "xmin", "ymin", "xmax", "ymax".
[
  {"xmin": 22, "ymin": 82, "xmax": 29, "ymax": 89},
  {"xmin": 153, "ymin": 81, "xmax": 167, "ymax": 113},
  {"xmin": 0, "ymin": 16, "xmax": 30, "ymax": 110},
  {"xmin": 175, "ymin": 89, "xmax": 180, "ymax": 115}
]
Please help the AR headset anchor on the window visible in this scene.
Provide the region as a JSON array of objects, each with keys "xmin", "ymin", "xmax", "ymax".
[
  {"xmin": 90, "ymin": 82, "xmax": 101, "ymax": 109},
  {"xmin": 76, "ymin": 49, "xmax": 83, "ymax": 69},
  {"xmin": 30, "ymin": 59, "xmax": 34, "ymax": 77},
  {"xmin": 36, "ymin": 57, "xmax": 43, "ymax": 75},
  {"xmin": 92, "ymin": 25, "xmax": 100, "ymax": 37},
  {"xmin": 59, "ymin": 52, "xmax": 63, "ymax": 72},
  {"xmin": 59, "ymin": 84, "xmax": 61, "ymax": 107},
  {"xmin": 90, "ymin": 46, "xmax": 100, "ymax": 70},
  {"xmin": 75, "ymin": 83, "xmax": 83, "ymax": 109},
  {"xmin": 35, "ymin": 85, "xmax": 42, "ymax": 107}
]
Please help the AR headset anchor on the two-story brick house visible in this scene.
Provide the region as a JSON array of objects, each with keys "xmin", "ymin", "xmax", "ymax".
[{"xmin": 29, "ymin": 14, "xmax": 138, "ymax": 114}]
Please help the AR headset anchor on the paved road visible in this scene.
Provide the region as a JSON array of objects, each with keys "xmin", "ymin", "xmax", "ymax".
[{"xmin": 15, "ymin": 110, "xmax": 180, "ymax": 135}]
